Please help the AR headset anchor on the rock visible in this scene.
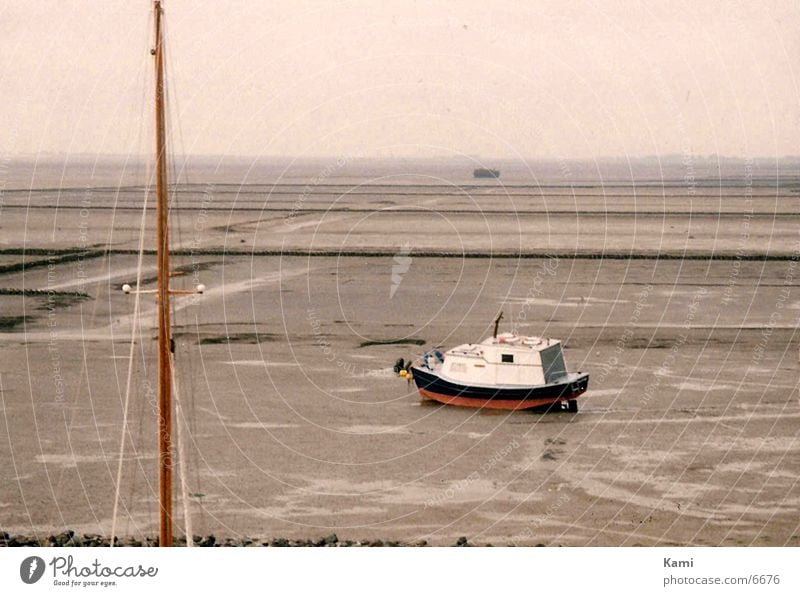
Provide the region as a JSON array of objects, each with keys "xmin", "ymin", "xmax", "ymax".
[
  {"xmin": 456, "ymin": 536, "xmax": 469, "ymax": 546},
  {"xmin": 270, "ymin": 537, "xmax": 290, "ymax": 547},
  {"xmin": 81, "ymin": 533, "xmax": 103, "ymax": 547},
  {"xmin": 0, "ymin": 531, "xmax": 431, "ymax": 547},
  {"xmin": 200, "ymin": 534, "xmax": 216, "ymax": 547}
]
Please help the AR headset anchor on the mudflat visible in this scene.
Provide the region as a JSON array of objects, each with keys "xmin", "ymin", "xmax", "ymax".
[{"xmin": 1, "ymin": 166, "xmax": 798, "ymax": 545}]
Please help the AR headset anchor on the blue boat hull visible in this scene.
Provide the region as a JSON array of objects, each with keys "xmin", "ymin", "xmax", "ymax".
[{"xmin": 411, "ymin": 366, "xmax": 589, "ymax": 411}]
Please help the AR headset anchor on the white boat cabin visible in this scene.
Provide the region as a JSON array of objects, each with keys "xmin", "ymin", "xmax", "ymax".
[{"xmin": 428, "ymin": 332, "xmax": 569, "ymax": 387}]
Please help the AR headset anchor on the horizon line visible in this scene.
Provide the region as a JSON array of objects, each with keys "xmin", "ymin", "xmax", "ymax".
[{"xmin": 6, "ymin": 152, "xmax": 800, "ymax": 163}]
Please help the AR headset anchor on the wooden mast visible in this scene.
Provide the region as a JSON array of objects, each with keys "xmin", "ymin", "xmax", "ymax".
[{"xmin": 153, "ymin": 0, "xmax": 173, "ymax": 547}]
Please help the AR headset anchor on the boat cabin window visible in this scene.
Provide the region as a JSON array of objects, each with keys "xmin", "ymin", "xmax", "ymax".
[{"xmin": 501, "ymin": 354, "xmax": 514, "ymax": 363}]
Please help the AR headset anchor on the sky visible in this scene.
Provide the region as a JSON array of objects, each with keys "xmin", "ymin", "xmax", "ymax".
[{"xmin": 0, "ymin": 0, "xmax": 798, "ymax": 160}]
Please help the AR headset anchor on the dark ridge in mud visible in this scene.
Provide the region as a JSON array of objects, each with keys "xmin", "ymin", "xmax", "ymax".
[
  {"xmin": 359, "ymin": 338, "xmax": 426, "ymax": 348},
  {"xmin": 0, "ymin": 250, "xmax": 105, "ymax": 275},
  {"xmin": 541, "ymin": 437, "xmax": 568, "ymax": 461},
  {"xmin": 0, "ymin": 288, "xmax": 91, "ymax": 311},
  {"xmin": 0, "ymin": 315, "xmax": 33, "ymax": 331},
  {"xmin": 35, "ymin": 294, "xmax": 92, "ymax": 310},
  {"xmin": 10, "ymin": 204, "xmax": 799, "ymax": 217},
  {"xmin": 2, "ymin": 247, "xmax": 798, "ymax": 261},
  {"xmin": 0, "ymin": 247, "xmax": 106, "ymax": 256},
  {"xmin": 197, "ymin": 332, "xmax": 277, "ymax": 345},
  {"xmin": 113, "ymin": 249, "xmax": 800, "ymax": 261},
  {"xmin": 0, "ymin": 288, "xmax": 89, "ymax": 297}
]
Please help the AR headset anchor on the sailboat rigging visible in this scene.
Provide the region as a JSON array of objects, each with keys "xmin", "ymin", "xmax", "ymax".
[
  {"xmin": 153, "ymin": 0, "xmax": 174, "ymax": 549},
  {"xmin": 117, "ymin": 0, "xmax": 205, "ymax": 547}
]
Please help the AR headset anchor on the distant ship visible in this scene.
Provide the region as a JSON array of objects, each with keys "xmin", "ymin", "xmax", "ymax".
[{"xmin": 473, "ymin": 168, "xmax": 500, "ymax": 179}]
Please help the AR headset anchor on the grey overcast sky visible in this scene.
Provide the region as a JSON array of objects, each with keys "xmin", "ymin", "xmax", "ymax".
[{"xmin": 1, "ymin": 0, "xmax": 797, "ymax": 159}]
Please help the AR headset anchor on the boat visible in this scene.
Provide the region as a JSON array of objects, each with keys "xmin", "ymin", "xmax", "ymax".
[
  {"xmin": 473, "ymin": 168, "xmax": 500, "ymax": 178},
  {"xmin": 409, "ymin": 314, "xmax": 588, "ymax": 412}
]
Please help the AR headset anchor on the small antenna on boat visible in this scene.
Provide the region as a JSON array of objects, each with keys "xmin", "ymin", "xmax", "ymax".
[{"xmin": 493, "ymin": 311, "xmax": 503, "ymax": 338}]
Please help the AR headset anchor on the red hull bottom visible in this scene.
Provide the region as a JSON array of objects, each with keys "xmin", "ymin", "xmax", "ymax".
[{"xmin": 418, "ymin": 387, "xmax": 586, "ymax": 411}]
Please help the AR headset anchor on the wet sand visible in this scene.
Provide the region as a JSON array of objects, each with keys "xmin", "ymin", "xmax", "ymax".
[{"xmin": 1, "ymin": 171, "xmax": 799, "ymax": 546}]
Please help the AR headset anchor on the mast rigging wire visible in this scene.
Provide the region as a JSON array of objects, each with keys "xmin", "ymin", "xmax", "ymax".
[{"xmin": 110, "ymin": 178, "xmax": 151, "ymax": 547}]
